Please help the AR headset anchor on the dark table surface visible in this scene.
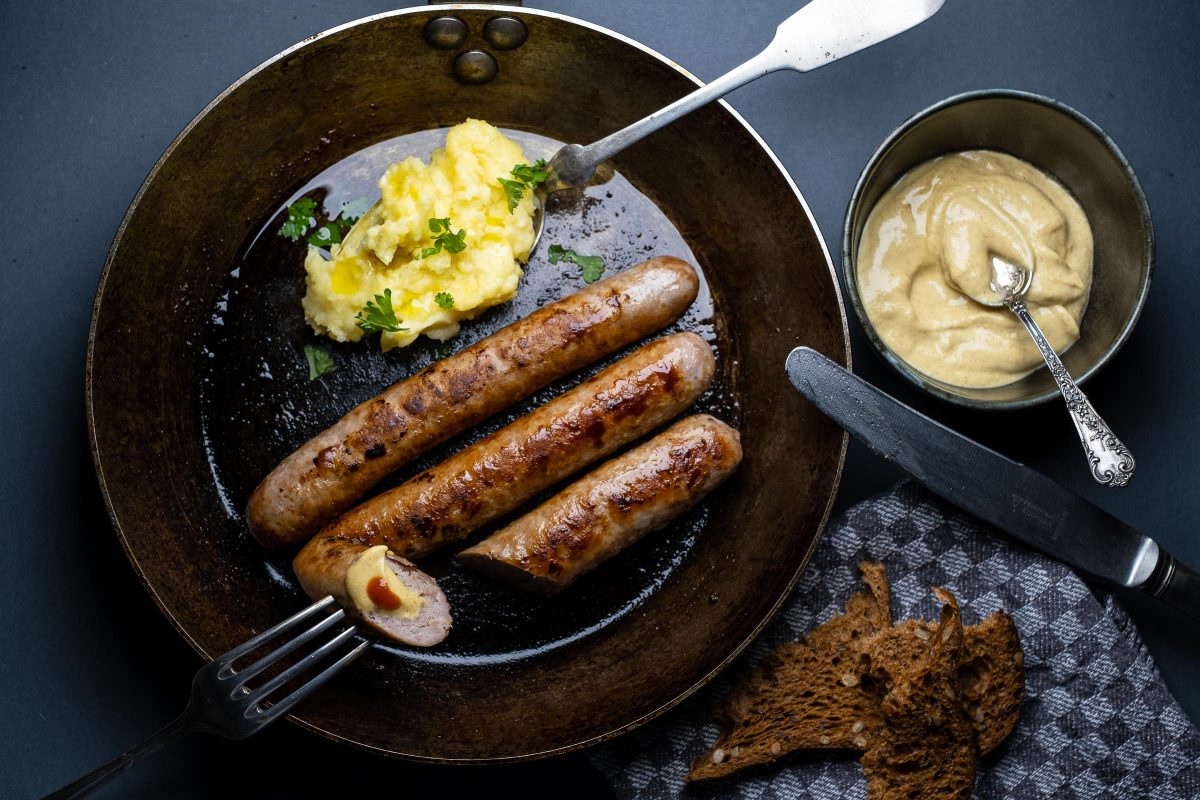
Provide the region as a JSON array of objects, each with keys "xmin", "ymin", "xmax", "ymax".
[{"xmin": 3, "ymin": 1, "xmax": 1198, "ymax": 797}]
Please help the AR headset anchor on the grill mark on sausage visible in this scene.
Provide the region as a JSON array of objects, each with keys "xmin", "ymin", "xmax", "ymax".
[
  {"xmin": 314, "ymin": 446, "xmax": 337, "ymax": 469},
  {"xmin": 402, "ymin": 393, "xmax": 426, "ymax": 416}
]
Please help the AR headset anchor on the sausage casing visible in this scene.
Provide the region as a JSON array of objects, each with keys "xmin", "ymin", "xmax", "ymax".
[
  {"xmin": 248, "ymin": 257, "xmax": 700, "ymax": 548},
  {"xmin": 293, "ymin": 332, "xmax": 716, "ymax": 596},
  {"xmin": 458, "ymin": 415, "xmax": 742, "ymax": 593}
]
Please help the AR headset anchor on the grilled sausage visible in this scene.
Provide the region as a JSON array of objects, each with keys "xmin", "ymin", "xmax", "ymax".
[
  {"xmin": 294, "ymin": 333, "xmax": 715, "ymax": 603},
  {"xmin": 296, "ymin": 544, "xmax": 451, "ymax": 646},
  {"xmin": 248, "ymin": 256, "xmax": 700, "ymax": 548},
  {"xmin": 458, "ymin": 415, "xmax": 742, "ymax": 593}
]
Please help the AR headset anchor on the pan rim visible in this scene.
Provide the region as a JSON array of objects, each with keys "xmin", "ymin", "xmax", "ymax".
[{"xmin": 85, "ymin": 4, "xmax": 850, "ymax": 763}]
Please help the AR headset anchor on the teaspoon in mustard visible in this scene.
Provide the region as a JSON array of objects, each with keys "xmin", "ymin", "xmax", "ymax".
[{"xmin": 987, "ymin": 255, "xmax": 1135, "ymax": 487}]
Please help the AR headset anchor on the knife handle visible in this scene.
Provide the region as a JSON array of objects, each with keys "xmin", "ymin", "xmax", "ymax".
[{"xmin": 1147, "ymin": 551, "xmax": 1200, "ymax": 623}]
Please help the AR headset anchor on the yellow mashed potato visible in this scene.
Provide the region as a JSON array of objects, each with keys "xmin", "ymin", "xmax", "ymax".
[{"xmin": 302, "ymin": 119, "xmax": 536, "ymax": 350}]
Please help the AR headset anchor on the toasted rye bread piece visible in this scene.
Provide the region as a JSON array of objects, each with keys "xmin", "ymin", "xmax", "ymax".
[
  {"xmin": 688, "ymin": 562, "xmax": 891, "ymax": 782},
  {"xmin": 959, "ymin": 611, "xmax": 1024, "ymax": 755},
  {"xmin": 859, "ymin": 588, "xmax": 976, "ymax": 800},
  {"xmin": 848, "ymin": 612, "xmax": 1021, "ymax": 759},
  {"xmin": 688, "ymin": 571, "xmax": 1025, "ymax": 785}
]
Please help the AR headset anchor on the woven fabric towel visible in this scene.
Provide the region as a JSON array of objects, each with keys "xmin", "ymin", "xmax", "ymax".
[{"xmin": 592, "ymin": 481, "xmax": 1200, "ymax": 799}]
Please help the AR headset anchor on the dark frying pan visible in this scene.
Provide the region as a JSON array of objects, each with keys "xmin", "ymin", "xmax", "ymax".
[{"xmin": 86, "ymin": 5, "xmax": 849, "ymax": 761}]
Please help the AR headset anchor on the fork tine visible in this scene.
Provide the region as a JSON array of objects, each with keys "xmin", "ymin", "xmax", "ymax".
[
  {"xmin": 244, "ymin": 626, "xmax": 361, "ymax": 708},
  {"xmin": 252, "ymin": 639, "xmax": 372, "ymax": 723},
  {"xmin": 229, "ymin": 608, "xmax": 345, "ymax": 688},
  {"xmin": 215, "ymin": 595, "xmax": 337, "ymax": 668}
]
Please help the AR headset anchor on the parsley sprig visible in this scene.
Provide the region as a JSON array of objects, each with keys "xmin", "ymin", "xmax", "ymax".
[
  {"xmin": 417, "ymin": 217, "xmax": 467, "ymax": 259},
  {"xmin": 549, "ymin": 244, "xmax": 605, "ymax": 284},
  {"xmin": 278, "ymin": 196, "xmax": 367, "ymax": 247},
  {"xmin": 498, "ymin": 159, "xmax": 548, "ymax": 213},
  {"xmin": 434, "ymin": 292, "xmax": 455, "ymax": 310},
  {"xmin": 279, "ymin": 198, "xmax": 317, "ymax": 241},
  {"xmin": 303, "ymin": 344, "xmax": 337, "ymax": 380},
  {"xmin": 355, "ymin": 288, "xmax": 407, "ymax": 334},
  {"xmin": 307, "ymin": 212, "xmax": 359, "ymax": 248}
]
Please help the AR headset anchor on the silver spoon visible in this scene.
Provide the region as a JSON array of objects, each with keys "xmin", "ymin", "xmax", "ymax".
[
  {"xmin": 529, "ymin": 0, "xmax": 946, "ymax": 246},
  {"xmin": 342, "ymin": 0, "xmax": 943, "ymax": 254},
  {"xmin": 986, "ymin": 255, "xmax": 1135, "ymax": 487}
]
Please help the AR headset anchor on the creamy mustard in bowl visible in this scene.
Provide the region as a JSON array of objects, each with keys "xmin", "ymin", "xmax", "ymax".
[{"xmin": 856, "ymin": 150, "xmax": 1093, "ymax": 389}]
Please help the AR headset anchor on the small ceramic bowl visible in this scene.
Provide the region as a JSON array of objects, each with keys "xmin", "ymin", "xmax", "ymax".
[{"xmin": 843, "ymin": 89, "xmax": 1153, "ymax": 409}]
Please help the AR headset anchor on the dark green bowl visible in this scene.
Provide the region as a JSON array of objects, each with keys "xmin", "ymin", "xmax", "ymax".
[{"xmin": 843, "ymin": 89, "xmax": 1153, "ymax": 409}]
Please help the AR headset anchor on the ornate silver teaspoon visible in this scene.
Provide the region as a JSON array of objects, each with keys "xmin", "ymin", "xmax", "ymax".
[{"xmin": 986, "ymin": 255, "xmax": 1135, "ymax": 487}]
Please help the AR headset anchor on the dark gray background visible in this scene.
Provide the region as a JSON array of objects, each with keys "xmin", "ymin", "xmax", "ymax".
[{"xmin": 2, "ymin": 1, "xmax": 1196, "ymax": 798}]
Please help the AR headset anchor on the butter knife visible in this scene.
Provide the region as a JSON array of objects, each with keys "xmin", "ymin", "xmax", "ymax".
[{"xmin": 785, "ymin": 346, "xmax": 1200, "ymax": 622}]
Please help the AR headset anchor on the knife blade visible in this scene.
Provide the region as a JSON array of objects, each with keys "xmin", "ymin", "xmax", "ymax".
[{"xmin": 786, "ymin": 346, "xmax": 1200, "ymax": 622}]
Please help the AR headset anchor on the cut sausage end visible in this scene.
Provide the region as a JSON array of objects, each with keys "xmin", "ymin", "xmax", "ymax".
[
  {"xmin": 293, "ymin": 538, "xmax": 452, "ymax": 648},
  {"xmin": 456, "ymin": 550, "xmax": 566, "ymax": 595},
  {"xmin": 357, "ymin": 556, "xmax": 452, "ymax": 647}
]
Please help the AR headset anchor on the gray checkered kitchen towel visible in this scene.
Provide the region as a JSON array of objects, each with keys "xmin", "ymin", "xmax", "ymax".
[{"xmin": 592, "ymin": 481, "xmax": 1200, "ymax": 799}]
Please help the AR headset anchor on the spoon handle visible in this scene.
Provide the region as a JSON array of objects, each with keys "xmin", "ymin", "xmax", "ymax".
[
  {"xmin": 546, "ymin": 0, "xmax": 944, "ymax": 190},
  {"xmin": 543, "ymin": 49, "xmax": 780, "ymax": 190},
  {"xmin": 1007, "ymin": 297, "xmax": 1136, "ymax": 487}
]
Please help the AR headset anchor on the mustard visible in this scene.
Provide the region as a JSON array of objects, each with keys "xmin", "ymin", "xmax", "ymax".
[
  {"xmin": 857, "ymin": 150, "xmax": 1093, "ymax": 389},
  {"xmin": 345, "ymin": 545, "xmax": 425, "ymax": 619}
]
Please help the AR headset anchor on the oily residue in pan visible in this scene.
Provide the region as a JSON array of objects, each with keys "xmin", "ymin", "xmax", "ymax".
[{"xmin": 196, "ymin": 128, "xmax": 740, "ymax": 665}]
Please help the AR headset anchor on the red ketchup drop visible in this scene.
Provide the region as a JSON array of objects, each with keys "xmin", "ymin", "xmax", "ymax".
[{"xmin": 366, "ymin": 576, "xmax": 404, "ymax": 610}]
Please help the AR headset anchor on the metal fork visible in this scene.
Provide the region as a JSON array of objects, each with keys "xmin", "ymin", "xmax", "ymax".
[{"xmin": 41, "ymin": 596, "xmax": 369, "ymax": 800}]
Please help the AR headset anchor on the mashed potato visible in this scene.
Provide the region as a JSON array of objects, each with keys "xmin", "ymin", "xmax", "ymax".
[{"xmin": 302, "ymin": 119, "xmax": 536, "ymax": 350}]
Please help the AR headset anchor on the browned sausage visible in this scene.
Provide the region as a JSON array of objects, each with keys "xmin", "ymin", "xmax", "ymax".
[
  {"xmin": 457, "ymin": 415, "xmax": 742, "ymax": 593},
  {"xmin": 296, "ymin": 543, "xmax": 451, "ymax": 646},
  {"xmin": 293, "ymin": 333, "xmax": 715, "ymax": 601},
  {"xmin": 248, "ymin": 256, "xmax": 700, "ymax": 548}
]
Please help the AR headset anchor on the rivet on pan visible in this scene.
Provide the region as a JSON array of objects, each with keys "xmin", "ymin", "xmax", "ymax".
[
  {"xmin": 453, "ymin": 50, "xmax": 499, "ymax": 85},
  {"xmin": 483, "ymin": 16, "xmax": 528, "ymax": 50},
  {"xmin": 424, "ymin": 16, "xmax": 468, "ymax": 50}
]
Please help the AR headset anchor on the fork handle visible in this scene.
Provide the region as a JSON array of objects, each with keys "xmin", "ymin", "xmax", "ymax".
[
  {"xmin": 1007, "ymin": 297, "xmax": 1135, "ymax": 487},
  {"xmin": 41, "ymin": 715, "xmax": 193, "ymax": 800}
]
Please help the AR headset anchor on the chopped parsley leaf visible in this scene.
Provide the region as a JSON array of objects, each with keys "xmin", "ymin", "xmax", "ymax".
[
  {"xmin": 549, "ymin": 244, "xmax": 606, "ymax": 284},
  {"xmin": 303, "ymin": 344, "xmax": 336, "ymax": 380},
  {"xmin": 355, "ymin": 288, "xmax": 407, "ymax": 334},
  {"xmin": 280, "ymin": 196, "xmax": 368, "ymax": 248},
  {"xmin": 279, "ymin": 198, "xmax": 317, "ymax": 241},
  {"xmin": 498, "ymin": 159, "xmax": 548, "ymax": 212},
  {"xmin": 306, "ymin": 213, "xmax": 356, "ymax": 248},
  {"xmin": 417, "ymin": 217, "xmax": 467, "ymax": 259},
  {"xmin": 498, "ymin": 177, "xmax": 526, "ymax": 213}
]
